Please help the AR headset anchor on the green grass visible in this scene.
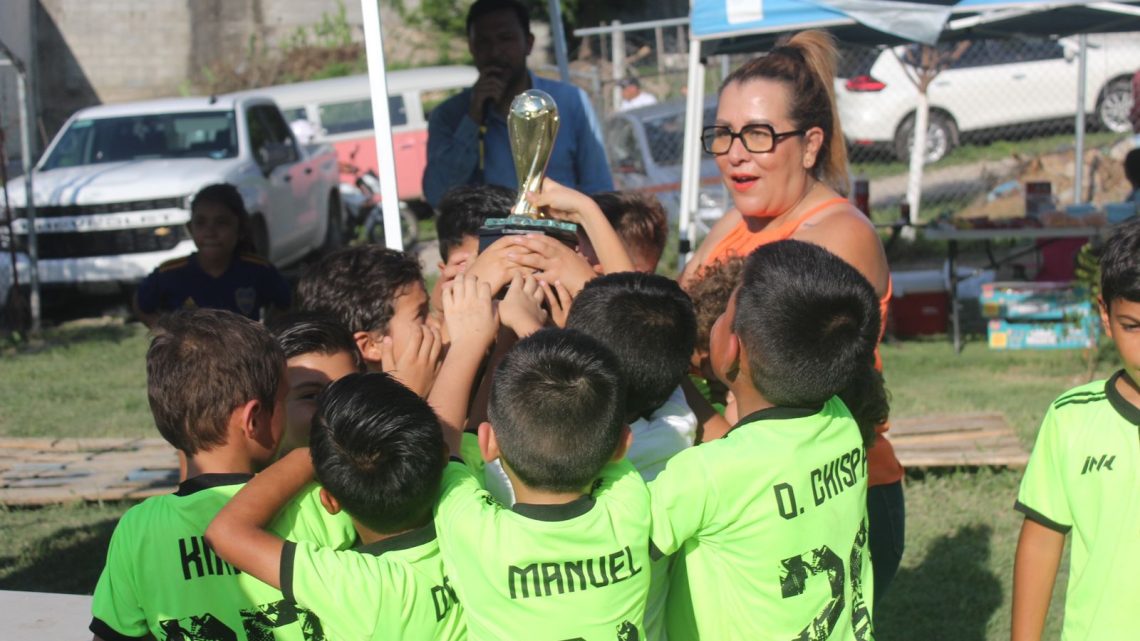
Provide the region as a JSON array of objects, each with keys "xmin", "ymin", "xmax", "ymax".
[
  {"xmin": 0, "ymin": 321, "xmax": 152, "ymax": 439},
  {"xmin": 0, "ymin": 326, "xmax": 1116, "ymax": 639}
]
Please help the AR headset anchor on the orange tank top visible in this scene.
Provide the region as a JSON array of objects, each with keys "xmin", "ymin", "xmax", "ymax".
[{"xmin": 705, "ymin": 198, "xmax": 904, "ymax": 486}]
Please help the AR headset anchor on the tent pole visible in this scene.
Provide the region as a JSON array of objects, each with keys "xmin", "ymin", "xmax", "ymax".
[
  {"xmin": 359, "ymin": 0, "xmax": 402, "ymax": 250},
  {"xmin": 677, "ymin": 41, "xmax": 705, "ymax": 272},
  {"xmin": 1074, "ymin": 34, "xmax": 1088, "ymax": 205},
  {"xmin": 547, "ymin": 0, "xmax": 571, "ymax": 83}
]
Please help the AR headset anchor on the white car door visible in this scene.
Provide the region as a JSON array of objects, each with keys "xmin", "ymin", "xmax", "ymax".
[{"xmin": 928, "ymin": 41, "xmax": 1022, "ymax": 132}]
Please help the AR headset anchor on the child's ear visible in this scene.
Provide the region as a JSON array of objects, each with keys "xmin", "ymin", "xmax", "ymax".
[
  {"xmin": 611, "ymin": 424, "xmax": 633, "ymax": 461},
  {"xmin": 718, "ymin": 332, "xmax": 743, "ymax": 386},
  {"xmin": 477, "ymin": 421, "xmax": 501, "ymax": 463},
  {"xmin": 1098, "ymin": 296, "xmax": 1112, "ymax": 337},
  {"xmin": 353, "ymin": 331, "xmax": 384, "ymax": 368},
  {"xmin": 318, "ymin": 487, "xmax": 342, "ymax": 516},
  {"xmin": 239, "ymin": 398, "xmax": 278, "ymax": 453}
]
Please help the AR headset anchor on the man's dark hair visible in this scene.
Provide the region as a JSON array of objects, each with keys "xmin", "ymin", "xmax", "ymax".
[
  {"xmin": 1100, "ymin": 217, "xmax": 1140, "ymax": 308},
  {"xmin": 437, "ymin": 185, "xmax": 514, "ymax": 262},
  {"xmin": 1125, "ymin": 148, "xmax": 1140, "ymax": 188},
  {"xmin": 147, "ymin": 309, "xmax": 283, "ymax": 455},
  {"xmin": 310, "ymin": 372, "xmax": 445, "ymax": 533},
  {"xmin": 268, "ymin": 311, "xmax": 365, "ymax": 372},
  {"xmin": 466, "ymin": 0, "xmax": 530, "ymax": 37},
  {"xmin": 734, "ymin": 240, "xmax": 880, "ymax": 408},
  {"xmin": 567, "ymin": 273, "xmax": 696, "ymax": 420},
  {"xmin": 489, "ymin": 329, "xmax": 625, "ymax": 493},
  {"xmin": 296, "ymin": 246, "xmax": 423, "ymax": 335},
  {"xmin": 592, "ymin": 191, "xmax": 668, "ymax": 270}
]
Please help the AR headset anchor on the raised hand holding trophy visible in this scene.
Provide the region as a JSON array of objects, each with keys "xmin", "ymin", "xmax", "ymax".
[{"xmin": 477, "ymin": 89, "xmax": 579, "ymax": 251}]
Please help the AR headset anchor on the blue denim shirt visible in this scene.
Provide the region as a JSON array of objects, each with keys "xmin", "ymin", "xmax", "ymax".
[{"xmin": 423, "ymin": 73, "xmax": 613, "ymax": 207}]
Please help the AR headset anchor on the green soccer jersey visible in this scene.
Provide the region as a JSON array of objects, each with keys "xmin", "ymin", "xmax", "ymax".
[
  {"xmin": 281, "ymin": 522, "xmax": 465, "ymax": 641},
  {"xmin": 434, "ymin": 458, "xmax": 651, "ymax": 641},
  {"xmin": 649, "ymin": 398, "xmax": 874, "ymax": 641},
  {"xmin": 1015, "ymin": 372, "xmax": 1140, "ymax": 641},
  {"xmin": 90, "ymin": 475, "xmax": 356, "ymax": 641}
]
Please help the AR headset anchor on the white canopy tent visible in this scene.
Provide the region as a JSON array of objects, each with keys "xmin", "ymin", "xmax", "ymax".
[{"xmin": 676, "ymin": 0, "xmax": 1140, "ymax": 268}]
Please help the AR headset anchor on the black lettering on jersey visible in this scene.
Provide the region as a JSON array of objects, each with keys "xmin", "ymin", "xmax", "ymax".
[
  {"xmin": 775, "ymin": 483, "xmax": 801, "ymax": 520},
  {"xmin": 178, "ymin": 536, "xmax": 239, "ymax": 581},
  {"xmin": 431, "ymin": 575, "xmax": 459, "ymax": 621},
  {"xmin": 1080, "ymin": 454, "xmax": 1116, "ymax": 474},
  {"xmin": 811, "ymin": 448, "xmax": 864, "ymax": 507},
  {"xmin": 508, "ymin": 547, "xmax": 642, "ymax": 599},
  {"xmin": 509, "ymin": 564, "xmax": 542, "ymax": 599},
  {"xmin": 617, "ymin": 620, "xmax": 640, "ymax": 640}
]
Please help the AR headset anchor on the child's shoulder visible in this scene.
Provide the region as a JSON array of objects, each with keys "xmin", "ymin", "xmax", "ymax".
[
  {"xmin": 1049, "ymin": 378, "xmax": 1112, "ymax": 417},
  {"xmin": 155, "ymin": 255, "xmax": 192, "ymax": 274},
  {"xmin": 236, "ymin": 252, "xmax": 275, "ymax": 269}
]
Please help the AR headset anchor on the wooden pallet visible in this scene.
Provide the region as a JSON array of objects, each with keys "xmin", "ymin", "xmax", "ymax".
[
  {"xmin": 886, "ymin": 412, "xmax": 1028, "ymax": 468},
  {"xmin": 0, "ymin": 438, "xmax": 178, "ymax": 506}
]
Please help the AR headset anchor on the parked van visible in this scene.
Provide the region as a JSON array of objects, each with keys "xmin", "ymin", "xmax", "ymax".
[{"xmin": 254, "ymin": 66, "xmax": 477, "ymax": 212}]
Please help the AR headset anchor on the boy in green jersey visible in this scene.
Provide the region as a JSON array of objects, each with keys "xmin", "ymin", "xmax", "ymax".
[
  {"xmin": 90, "ymin": 309, "xmax": 357, "ymax": 641},
  {"xmin": 269, "ymin": 312, "xmax": 366, "ymax": 457},
  {"xmin": 649, "ymin": 240, "xmax": 882, "ymax": 640},
  {"xmin": 430, "ymin": 277, "xmax": 652, "ymax": 641},
  {"xmin": 207, "ymin": 372, "xmax": 465, "ymax": 641},
  {"xmin": 1012, "ymin": 218, "xmax": 1140, "ymax": 641}
]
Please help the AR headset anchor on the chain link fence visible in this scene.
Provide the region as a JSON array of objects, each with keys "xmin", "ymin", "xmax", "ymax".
[{"xmin": 560, "ymin": 27, "xmax": 1139, "ymax": 242}]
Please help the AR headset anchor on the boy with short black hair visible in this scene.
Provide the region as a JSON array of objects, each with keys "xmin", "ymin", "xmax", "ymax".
[
  {"xmin": 207, "ymin": 372, "xmax": 464, "ymax": 641},
  {"xmin": 269, "ymin": 312, "xmax": 366, "ymax": 457},
  {"xmin": 566, "ymin": 272, "xmax": 697, "ymax": 478},
  {"xmin": 437, "ymin": 184, "xmax": 515, "ymax": 267},
  {"xmin": 1011, "ymin": 217, "xmax": 1140, "ymax": 640},
  {"xmin": 296, "ymin": 245, "xmax": 440, "ymax": 395},
  {"xmin": 649, "ymin": 239, "xmax": 880, "ymax": 640},
  {"xmin": 433, "ymin": 327, "xmax": 652, "ymax": 640},
  {"xmin": 592, "ymin": 191, "xmax": 669, "ymax": 274},
  {"xmin": 90, "ymin": 309, "xmax": 356, "ymax": 641}
]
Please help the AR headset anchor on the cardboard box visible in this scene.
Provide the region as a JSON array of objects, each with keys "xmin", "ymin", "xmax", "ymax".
[
  {"xmin": 980, "ymin": 281, "xmax": 1090, "ymax": 320},
  {"xmin": 987, "ymin": 318, "xmax": 1097, "ymax": 350}
]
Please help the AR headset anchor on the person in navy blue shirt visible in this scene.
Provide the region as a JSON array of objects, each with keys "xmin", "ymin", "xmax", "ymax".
[
  {"xmin": 422, "ymin": 0, "xmax": 613, "ymax": 208},
  {"xmin": 135, "ymin": 183, "xmax": 291, "ymax": 326}
]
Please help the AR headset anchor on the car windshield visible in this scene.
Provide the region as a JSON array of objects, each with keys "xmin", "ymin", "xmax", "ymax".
[
  {"xmin": 40, "ymin": 111, "xmax": 238, "ymax": 170},
  {"xmin": 640, "ymin": 105, "xmax": 715, "ymax": 166}
]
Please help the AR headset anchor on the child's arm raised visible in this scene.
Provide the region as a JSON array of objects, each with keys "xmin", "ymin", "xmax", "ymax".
[
  {"xmin": 1010, "ymin": 518, "xmax": 1065, "ymax": 641},
  {"xmin": 380, "ymin": 323, "xmax": 443, "ymax": 398},
  {"xmin": 204, "ymin": 448, "xmax": 315, "ymax": 590},
  {"xmin": 429, "ymin": 274, "xmax": 498, "ymax": 456},
  {"xmin": 525, "ymin": 178, "xmax": 635, "ymax": 275}
]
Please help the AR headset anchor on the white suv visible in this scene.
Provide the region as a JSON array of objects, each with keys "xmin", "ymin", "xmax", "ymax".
[{"xmin": 836, "ymin": 35, "xmax": 1139, "ymax": 163}]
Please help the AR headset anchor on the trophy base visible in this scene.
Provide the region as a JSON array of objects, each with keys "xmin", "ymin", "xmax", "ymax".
[{"xmin": 477, "ymin": 216, "xmax": 579, "ymax": 252}]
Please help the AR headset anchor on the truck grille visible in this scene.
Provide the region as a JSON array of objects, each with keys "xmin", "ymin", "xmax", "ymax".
[
  {"xmin": 13, "ymin": 224, "xmax": 189, "ymax": 259},
  {"xmin": 10, "ymin": 197, "xmax": 184, "ymax": 218}
]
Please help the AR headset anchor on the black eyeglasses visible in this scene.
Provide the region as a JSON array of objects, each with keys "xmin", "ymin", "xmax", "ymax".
[{"xmin": 701, "ymin": 124, "xmax": 806, "ymax": 155}]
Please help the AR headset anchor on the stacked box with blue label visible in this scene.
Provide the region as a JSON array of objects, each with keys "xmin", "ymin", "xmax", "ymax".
[{"xmin": 982, "ymin": 282, "xmax": 1097, "ymax": 350}]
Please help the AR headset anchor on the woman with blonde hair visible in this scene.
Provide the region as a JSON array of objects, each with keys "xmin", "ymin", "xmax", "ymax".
[{"xmin": 682, "ymin": 30, "xmax": 905, "ymax": 603}]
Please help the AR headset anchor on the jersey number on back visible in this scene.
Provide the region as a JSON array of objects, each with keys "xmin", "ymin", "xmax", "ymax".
[
  {"xmin": 157, "ymin": 600, "xmax": 325, "ymax": 641},
  {"xmin": 778, "ymin": 519, "xmax": 872, "ymax": 641}
]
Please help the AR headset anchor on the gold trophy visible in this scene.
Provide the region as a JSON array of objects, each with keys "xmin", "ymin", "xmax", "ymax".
[{"xmin": 478, "ymin": 89, "xmax": 579, "ymax": 251}]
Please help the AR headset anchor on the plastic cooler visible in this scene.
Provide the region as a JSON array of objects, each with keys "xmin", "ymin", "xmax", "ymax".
[{"xmin": 890, "ymin": 267, "xmax": 994, "ymax": 337}]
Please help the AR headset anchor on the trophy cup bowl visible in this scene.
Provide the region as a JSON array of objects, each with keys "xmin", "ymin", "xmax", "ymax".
[{"xmin": 477, "ymin": 89, "xmax": 579, "ymax": 252}]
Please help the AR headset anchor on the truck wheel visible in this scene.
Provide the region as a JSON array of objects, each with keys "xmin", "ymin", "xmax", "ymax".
[
  {"xmin": 1096, "ymin": 77, "xmax": 1134, "ymax": 133},
  {"xmin": 893, "ymin": 111, "xmax": 957, "ymax": 164},
  {"xmin": 321, "ymin": 193, "xmax": 345, "ymax": 254},
  {"xmin": 250, "ymin": 216, "xmax": 270, "ymax": 260}
]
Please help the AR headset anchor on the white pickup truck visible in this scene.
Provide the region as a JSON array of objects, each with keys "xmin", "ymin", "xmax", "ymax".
[{"xmin": 1, "ymin": 93, "xmax": 342, "ymax": 306}]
